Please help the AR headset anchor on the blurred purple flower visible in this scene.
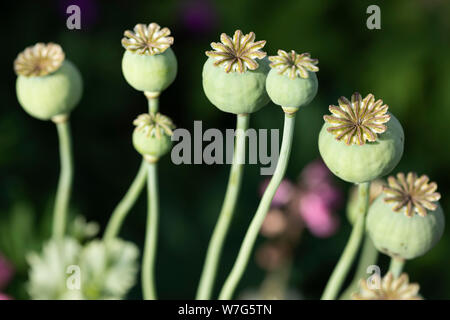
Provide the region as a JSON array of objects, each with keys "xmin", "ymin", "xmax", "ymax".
[
  {"xmin": 180, "ymin": 0, "xmax": 217, "ymax": 34},
  {"xmin": 0, "ymin": 254, "xmax": 14, "ymax": 300},
  {"xmin": 260, "ymin": 179, "xmax": 295, "ymax": 207},
  {"xmin": 57, "ymin": 0, "xmax": 99, "ymax": 29},
  {"xmin": 298, "ymin": 192, "xmax": 339, "ymax": 238}
]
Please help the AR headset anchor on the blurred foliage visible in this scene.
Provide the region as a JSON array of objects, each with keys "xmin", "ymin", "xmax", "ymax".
[{"xmin": 0, "ymin": 0, "xmax": 450, "ymax": 299}]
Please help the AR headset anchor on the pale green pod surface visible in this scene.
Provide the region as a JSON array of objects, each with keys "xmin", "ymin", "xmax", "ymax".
[
  {"xmin": 133, "ymin": 129, "xmax": 172, "ymax": 159},
  {"xmin": 202, "ymin": 57, "xmax": 271, "ymax": 114},
  {"xmin": 366, "ymin": 195, "xmax": 445, "ymax": 259},
  {"xmin": 266, "ymin": 69, "xmax": 318, "ymax": 111},
  {"xmin": 122, "ymin": 48, "xmax": 177, "ymax": 93},
  {"xmin": 318, "ymin": 113, "xmax": 404, "ymax": 183},
  {"xmin": 16, "ymin": 60, "xmax": 82, "ymax": 120}
]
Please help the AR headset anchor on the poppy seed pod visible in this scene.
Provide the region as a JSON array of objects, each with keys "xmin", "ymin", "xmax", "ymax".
[
  {"xmin": 132, "ymin": 113, "xmax": 175, "ymax": 162},
  {"xmin": 14, "ymin": 43, "xmax": 83, "ymax": 121},
  {"xmin": 318, "ymin": 93, "xmax": 404, "ymax": 183},
  {"xmin": 121, "ymin": 23, "xmax": 177, "ymax": 93},
  {"xmin": 202, "ymin": 30, "xmax": 270, "ymax": 114},
  {"xmin": 266, "ymin": 50, "xmax": 319, "ymax": 113},
  {"xmin": 367, "ymin": 172, "xmax": 445, "ymax": 260}
]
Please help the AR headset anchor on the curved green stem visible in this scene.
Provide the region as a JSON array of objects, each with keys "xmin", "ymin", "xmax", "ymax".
[
  {"xmin": 52, "ymin": 118, "xmax": 74, "ymax": 240},
  {"xmin": 218, "ymin": 113, "xmax": 296, "ymax": 300},
  {"xmin": 196, "ymin": 113, "xmax": 250, "ymax": 300},
  {"xmin": 142, "ymin": 161, "xmax": 159, "ymax": 300},
  {"xmin": 321, "ymin": 182, "xmax": 370, "ymax": 300},
  {"xmin": 339, "ymin": 234, "xmax": 379, "ymax": 299},
  {"xmin": 103, "ymin": 96, "xmax": 159, "ymax": 241},
  {"xmin": 389, "ymin": 257, "xmax": 405, "ymax": 279},
  {"xmin": 103, "ymin": 161, "xmax": 147, "ymax": 242}
]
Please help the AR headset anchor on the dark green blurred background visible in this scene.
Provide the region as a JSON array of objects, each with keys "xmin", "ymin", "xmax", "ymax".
[{"xmin": 1, "ymin": 0, "xmax": 450, "ymax": 299}]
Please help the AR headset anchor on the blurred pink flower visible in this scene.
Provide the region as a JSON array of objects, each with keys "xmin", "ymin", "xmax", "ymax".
[
  {"xmin": 0, "ymin": 254, "xmax": 13, "ymax": 290},
  {"xmin": 258, "ymin": 159, "xmax": 342, "ymax": 239},
  {"xmin": 0, "ymin": 254, "xmax": 14, "ymax": 299},
  {"xmin": 298, "ymin": 193, "xmax": 339, "ymax": 238},
  {"xmin": 300, "ymin": 159, "xmax": 332, "ymax": 189},
  {"xmin": 260, "ymin": 209, "xmax": 288, "ymax": 238},
  {"xmin": 310, "ymin": 182, "xmax": 342, "ymax": 209},
  {"xmin": 260, "ymin": 179, "xmax": 295, "ymax": 207},
  {"xmin": 0, "ymin": 293, "xmax": 11, "ymax": 300}
]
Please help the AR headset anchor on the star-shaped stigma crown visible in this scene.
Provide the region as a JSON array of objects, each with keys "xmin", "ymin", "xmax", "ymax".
[
  {"xmin": 323, "ymin": 93, "xmax": 391, "ymax": 146},
  {"xmin": 383, "ymin": 172, "xmax": 441, "ymax": 217},
  {"xmin": 122, "ymin": 23, "xmax": 174, "ymax": 55},
  {"xmin": 133, "ymin": 113, "xmax": 175, "ymax": 139},
  {"xmin": 352, "ymin": 272, "xmax": 421, "ymax": 300},
  {"xmin": 14, "ymin": 43, "xmax": 65, "ymax": 77},
  {"xmin": 269, "ymin": 50, "xmax": 319, "ymax": 79},
  {"xmin": 205, "ymin": 30, "xmax": 267, "ymax": 73}
]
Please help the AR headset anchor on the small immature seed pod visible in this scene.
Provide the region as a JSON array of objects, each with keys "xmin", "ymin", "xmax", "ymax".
[
  {"xmin": 14, "ymin": 43, "xmax": 83, "ymax": 121},
  {"xmin": 121, "ymin": 23, "xmax": 177, "ymax": 93},
  {"xmin": 367, "ymin": 172, "xmax": 445, "ymax": 260},
  {"xmin": 202, "ymin": 30, "xmax": 270, "ymax": 114},
  {"xmin": 132, "ymin": 113, "xmax": 175, "ymax": 162},
  {"xmin": 318, "ymin": 93, "xmax": 404, "ymax": 183},
  {"xmin": 352, "ymin": 272, "xmax": 422, "ymax": 300},
  {"xmin": 266, "ymin": 50, "xmax": 319, "ymax": 113}
]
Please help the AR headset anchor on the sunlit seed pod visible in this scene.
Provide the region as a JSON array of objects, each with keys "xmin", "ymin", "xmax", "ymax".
[
  {"xmin": 366, "ymin": 173, "xmax": 445, "ymax": 260},
  {"xmin": 202, "ymin": 30, "xmax": 270, "ymax": 114},
  {"xmin": 14, "ymin": 43, "xmax": 83, "ymax": 120},
  {"xmin": 318, "ymin": 93, "xmax": 404, "ymax": 183},
  {"xmin": 121, "ymin": 23, "xmax": 177, "ymax": 93},
  {"xmin": 352, "ymin": 272, "xmax": 422, "ymax": 300},
  {"xmin": 266, "ymin": 50, "xmax": 319, "ymax": 113}
]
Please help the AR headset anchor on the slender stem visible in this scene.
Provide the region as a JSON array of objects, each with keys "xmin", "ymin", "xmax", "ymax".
[
  {"xmin": 339, "ymin": 234, "xmax": 379, "ymax": 299},
  {"xmin": 103, "ymin": 161, "xmax": 147, "ymax": 242},
  {"xmin": 148, "ymin": 96, "xmax": 159, "ymax": 115},
  {"xmin": 52, "ymin": 118, "xmax": 74, "ymax": 240},
  {"xmin": 196, "ymin": 114, "xmax": 250, "ymax": 300},
  {"xmin": 218, "ymin": 113, "xmax": 296, "ymax": 300},
  {"xmin": 321, "ymin": 182, "xmax": 370, "ymax": 300},
  {"xmin": 142, "ymin": 161, "xmax": 159, "ymax": 300},
  {"xmin": 389, "ymin": 257, "xmax": 405, "ymax": 278},
  {"xmin": 103, "ymin": 96, "xmax": 159, "ymax": 241}
]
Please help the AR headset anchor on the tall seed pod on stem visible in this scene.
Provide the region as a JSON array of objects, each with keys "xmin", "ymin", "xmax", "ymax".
[
  {"xmin": 104, "ymin": 23, "xmax": 177, "ymax": 242},
  {"xmin": 218, "ymin": 49, "xmax": 319, "ymax": 300},
  {"xmin": 14, "ymin": 43, "xmax": 83, "ymax": 240},
  {"xmin": 318, "ymin": 93, "xmax": 404, "ymax": 300},
  {"xmin": 196, "ymin": 30, "xmax": 271, "ymax": 300},
  {"xmin": 132, "ymin": 112, "xmax": 176, "ymax": 300}
]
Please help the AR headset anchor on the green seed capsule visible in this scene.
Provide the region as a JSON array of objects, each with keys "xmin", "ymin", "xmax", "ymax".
[
  {"xmin": 121, "ymin": 23, "xmax": 177, "ymax": 93},
  {"xmin": 14, "ymin": 43, "xmax": 82, "ymax": 120},
  {"xmin": 367, "ymin": 172, "xmax": 444, "ymax": 260},
  {"xmin": 266, "ymin": 50, "xmax": 319, "ymax": 113},
  {"xmin": 132, "ymin": 113, "xmax": 175, "ymax": 161},
  {"xmin": 202, "ymin": 30, "xmax": 270, "ymax": 114},
  {"xmin": 122, "ymin": 49, "xmax": 177, "ymax": 93},
  {"xmin": 319, "ymin": 93, "xmax": 404, "ymax": 183}
]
